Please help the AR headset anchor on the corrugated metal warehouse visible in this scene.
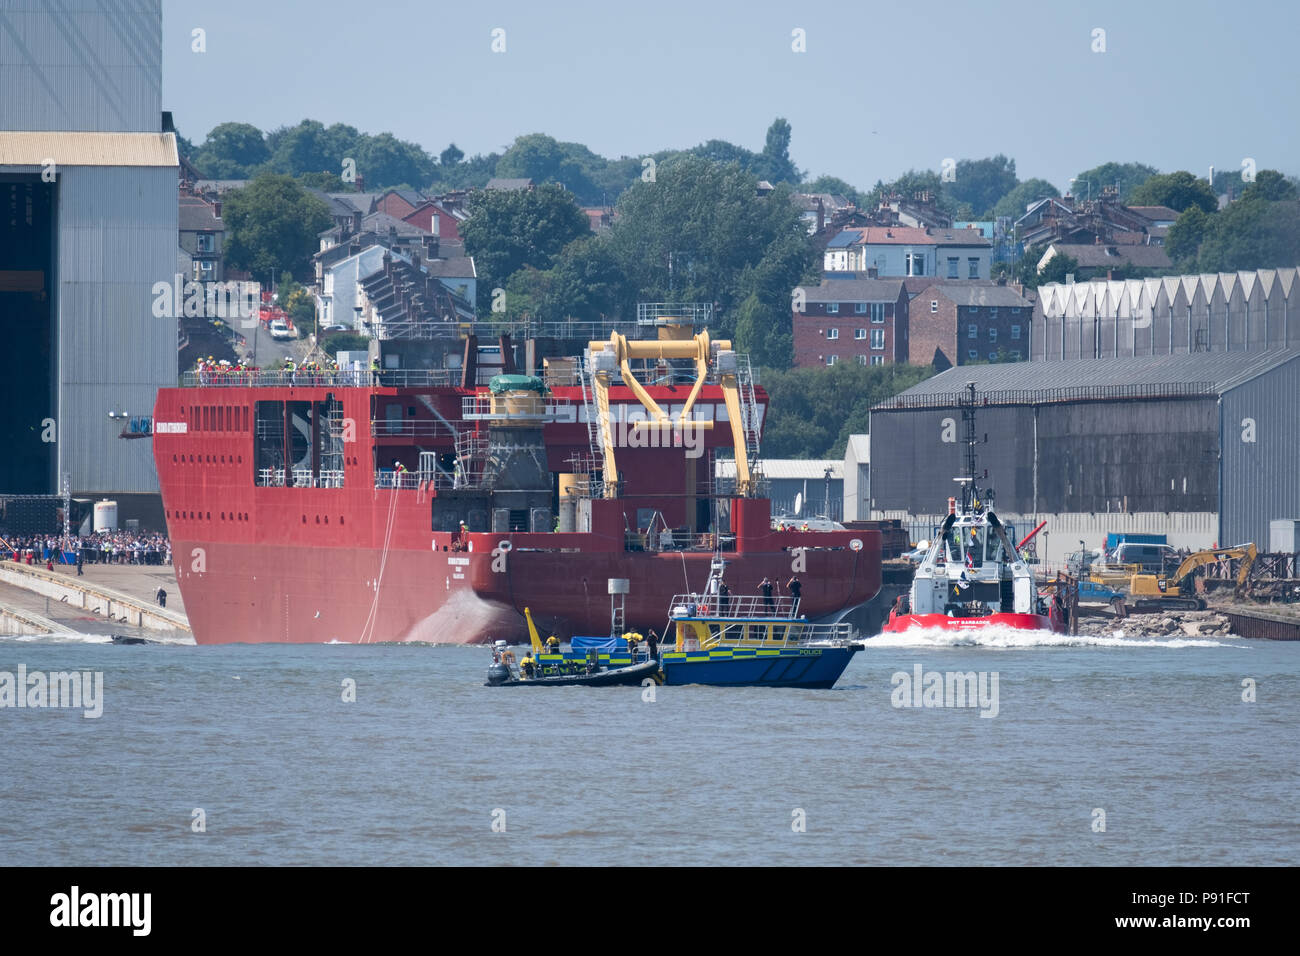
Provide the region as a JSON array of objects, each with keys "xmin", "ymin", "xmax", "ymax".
[
  {"xmin": 869, "ymin": 351, "xmax": 1300, "ymax": 554},
  {"xmin": 0, "ymin": 0, "xmax": 176, "ymax": 520}
]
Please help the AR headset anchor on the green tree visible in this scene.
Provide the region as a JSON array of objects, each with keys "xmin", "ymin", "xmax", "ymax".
[
  {"xmin": 759, "ymin": 363, "xmax": 933, "ymax": 459},
  {"xmin": 461, "ymin": 183, "xmax": 592, "ymax": 313},
  {"xmin": 606, "ymin": 155, "xmax": 814, "ymax": 366},
  {"xmin": 865, "ymin": 168, "xmax": 961, "ymax": 217},
  {"xmin": 689, "ymin": 139, "xmax": 757, "ymax": 167},
  {"xmin": 1127, "ymin": 171, "xmax": 1217, "ymax": 213},
  {"xmin": 269, "ymin": 120, "xmax": 334, "ymax": 176},
  {"xmin": 1165, "ymin": 204, "xmax": 1209, "ymax": 265},
  {"xmin": 1037, "ymin": 250, "xmax": 1079, "ymax": 286},
  {"xmin": 355, "ymin": 132, "xmax": 435, "ymax": 189},
  {"xmin": 193, "ymin": 121, "xmax": 268, "ymax": 178},
  {"xmin": 496, "ymin": 133, "xmax": 566, "ymax": 183},
  {"xmin": 1195, "ymin": 199, "xmax": 1300, "ymax": 272},
  {"xmin": 439, "ymin": 143, "xmax": 464, "ymax": 167},
  {"xmin": 223, "ymin": 173, "xmax": 334, "ymax": 283},
  {"xmin": 754, "ymin": 117, "xmax": 801, "ymax": 184},
  {"xmin": 276, "ymin": 277, "xmax": 317, "ymax": 331},
  {"xmin": 1240, "ymin": 169, "xmax": 1299, "ymax": 203},
  {"xmin": 320, "ymin": 123, "xmax": 361, "ymax": 170},
  {"xmin": 993, "ymin": 178, "xmax": 1060, "ymax": 220},
  {"xmin": 297, "ymin": 171, "xmax": 348, "ymax": 192},
  {"xmin": 499, "ymin": 238, "xmax": 630, "ymax": 325},
  {"xmin": 429, "ymin": 151, "xmax": 501, "ymax": 192},
  {"xmin": 947, "ymin": 155, "xmax": 1018, "ymax": 219},
  {"xmin": 1069, "ymin": 161, "xmax": 1159, "ymax": 201}
]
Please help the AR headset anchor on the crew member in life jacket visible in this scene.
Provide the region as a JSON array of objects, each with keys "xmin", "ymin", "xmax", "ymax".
[
  {"xmin": 545, "ymin": 634, "xmax": 560, "ymax": 654},
  {"xmin": 520, "ymin": 653, "xmax": 535, "ymax": 679}
]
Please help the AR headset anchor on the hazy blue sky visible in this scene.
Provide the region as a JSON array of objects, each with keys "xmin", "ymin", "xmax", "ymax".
[{"xmin": 162, "ymin": 0, "xmax": 1299, "ymax": 193}]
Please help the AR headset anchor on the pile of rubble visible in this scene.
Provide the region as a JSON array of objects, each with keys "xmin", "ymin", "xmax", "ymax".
[{"xmin": 1076, "ymin": 609, "xmax": 1234, "ymax": 638}]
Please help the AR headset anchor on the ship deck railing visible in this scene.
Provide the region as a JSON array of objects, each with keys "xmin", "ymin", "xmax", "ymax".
[
  {"xmin": 670, "ymin": 593, "xmax": 799, "ymax": 619},
  {"xmin": 461, "ymin": 395, "xmax": 576, "ymax": 421},
  {"xmin": 180, "ymin": 369, "xmax": 459, "ymax": 388},
  {"xmin": 257, "ymin": 468, "xmax": 345, "ymax": 488},
  {"xmin": 371, "ymin": 419, "xmax": 457, "ymax": 439},
  {"xmin": 374, "ymin": 471, "xmax": 422, "ymax": 490},
  {"xmin": 675, "ymin": 617, "xmax": 856, "ymax": 649},
  {"xmin": 627, "ymin": 531, "xmax": 726, "ymax": 553}
]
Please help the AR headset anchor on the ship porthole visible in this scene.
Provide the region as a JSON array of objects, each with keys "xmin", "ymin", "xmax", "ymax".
[
  {"xmin": 220, "ymin": 512, "xmax": 224, "ymax": 520},
  {"xmin": 238, "ymin": 456, "xmax": 242, "ymax": 464},
  {"xmin": 206, "ymin": 512, "xmax": 211, "ymax": 520},
  {"xmin": 324, "ymin": 516, "xmax": 329, "ymax": 524},
  {"xmin": 302, "ymin": 515, "xmax": 306, "ymax": 523},
  {"xmin": 172, "ymin": 455, "xmax": 176, "ymax": 463},
  {"xmin": 339, "ymin": 516, "xmax": 344, "ymax": 525},
  {"xmin": 315, "ymin": 515, "xmax": 320, "ymax": 524}
]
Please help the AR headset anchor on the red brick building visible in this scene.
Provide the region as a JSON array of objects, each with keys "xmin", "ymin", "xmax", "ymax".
[
  {"xmin": 793, "ymin": 278, "xmax": 910, "ymax": 367},
  {"xmin": 401, "ymin": 200, "xmax": 462, "ymax": 240},
  {"xmin": 909, "ymin": 284, "xmax": 1034, "ymax": 369},
  {"xmin": 373, "ymin": 188, "xmax": 425, "ymax": 219}
]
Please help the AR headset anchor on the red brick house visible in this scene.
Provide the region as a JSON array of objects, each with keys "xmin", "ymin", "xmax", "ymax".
[
  {"xmin": 373, "ymin": 188, "xmax": 427, "ymax": 219},
  {"xmin": 402, "ymin": 200, "xmax": 462, "ymax": 240},
  {"xmin": 909, "ymin": 284, "xmax": 1034, "ymax": 369},
  {"xmin": 793, "ymin": 278, "xmax": 910, "ymax": 368}
]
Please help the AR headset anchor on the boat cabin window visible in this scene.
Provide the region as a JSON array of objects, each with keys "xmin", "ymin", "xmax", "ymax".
[{"xmin": 964, "ymin": 526, "xmax": 984, "ymax": 567}]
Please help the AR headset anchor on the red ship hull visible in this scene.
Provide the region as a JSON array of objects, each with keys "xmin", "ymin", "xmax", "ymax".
[
  {"xmin": 169, "ymin": 535, "xmax": 878, "ymax": 644},
  {"xmin": 153, "ymin": 379, "xmax": 881, "ymax": 645}
]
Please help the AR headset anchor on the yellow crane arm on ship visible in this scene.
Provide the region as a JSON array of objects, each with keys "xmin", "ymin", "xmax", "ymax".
[{"xmin": 586, "ymin": 330, "xmax": 758, "ymax": 499}]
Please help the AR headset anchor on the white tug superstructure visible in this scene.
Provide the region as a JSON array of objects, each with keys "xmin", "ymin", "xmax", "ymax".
[{"xmin": 883, "ymin": 383, "xmax": 1065, "ymax": 633}]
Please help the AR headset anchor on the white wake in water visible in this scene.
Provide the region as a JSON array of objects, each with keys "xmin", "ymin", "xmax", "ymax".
[{"xmin": 863, "ymin": 624, "xmax": 1238, "ymax": 649}]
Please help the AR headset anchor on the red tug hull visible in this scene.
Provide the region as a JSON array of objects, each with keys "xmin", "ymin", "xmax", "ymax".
[
  {"xmin": 881, "ymin": 611, "xmax": 1063, "ymax": 634},
  {"xmin": 154, "ymin": 379, "xmax": 881, "ymax": 645}
]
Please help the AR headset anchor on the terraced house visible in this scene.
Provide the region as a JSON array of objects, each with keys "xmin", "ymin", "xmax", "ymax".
[{"xmin": 792, "ymin": 278, "xmax": 910, "ymax": 367}]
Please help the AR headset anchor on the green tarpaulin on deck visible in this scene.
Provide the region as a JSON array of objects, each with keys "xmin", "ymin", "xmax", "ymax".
[{"xmin": 488, "ymin": 374, "xmax": 547, "ymax": 394}]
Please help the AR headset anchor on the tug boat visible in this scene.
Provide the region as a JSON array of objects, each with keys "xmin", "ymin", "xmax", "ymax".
[
  {"xmin": 882, "ymin": 384, "xmax": 1067, "ymax": 635},
  {"xmin": 658, "ymin": 557, "xmax": 864, "ymax": 687}
]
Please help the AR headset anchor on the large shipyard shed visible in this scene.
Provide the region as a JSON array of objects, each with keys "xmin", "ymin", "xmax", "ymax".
[
  {"xmin": 0, "ymin": 0, "xmax": 177, "ymax": 517},
  {"xmin": 869, "ymin": 350, "xmax": 1300, "ymax": 550}
]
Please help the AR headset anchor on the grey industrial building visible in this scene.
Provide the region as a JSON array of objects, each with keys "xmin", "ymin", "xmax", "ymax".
[
  {"xmin": 869, "ymin": 351, "xmax": 1300, "ymax": 556},
  {"xmin": 0, "ymin": 0, "xmax": 177, "ymax": 522}
]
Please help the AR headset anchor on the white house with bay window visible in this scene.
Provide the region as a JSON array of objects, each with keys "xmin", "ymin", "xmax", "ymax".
[{"xmin": 823, "ymin": 225, "xmax": 992, "ymax": 280}]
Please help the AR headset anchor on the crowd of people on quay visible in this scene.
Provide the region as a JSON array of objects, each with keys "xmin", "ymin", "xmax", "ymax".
[{"xmin": 2, "ymin": 531, "xmax": 172, "ymax": 570}]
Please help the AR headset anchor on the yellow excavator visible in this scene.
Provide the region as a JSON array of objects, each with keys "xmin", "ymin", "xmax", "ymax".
[{"xmin": 1126, "ymin": 544, "xmax": 1257, "ymax": 611}]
